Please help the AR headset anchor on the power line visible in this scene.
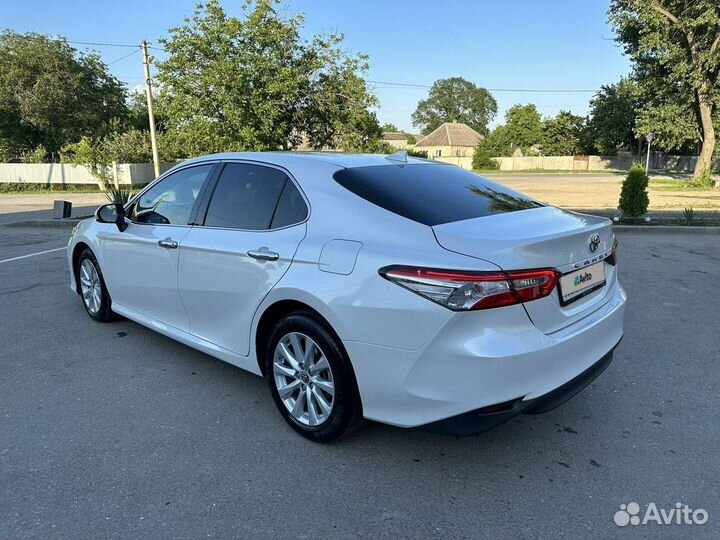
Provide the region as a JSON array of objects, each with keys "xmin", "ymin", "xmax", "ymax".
[
  {"xmin": 11, "ymin": 33, "xmax": 159, "ymax": 50},
  {"xmin": 13, "ymin": 34, "xmax": 599, "ymax": 95},
  {"xmin": 368, "ymin": 80, "xmax": 597, "ymax": 93},
  {"xmin": 107, "ymin": 48, "xmax": 140, "ymax": 65},
  {"xmin": 66, "ymin": 40, "xmax": 139, "ymax": 48}
]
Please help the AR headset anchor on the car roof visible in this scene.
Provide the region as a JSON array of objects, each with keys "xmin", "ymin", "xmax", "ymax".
[{"xmin": 176, "ymin": 151, "xmax": 440, "ymax": 170}]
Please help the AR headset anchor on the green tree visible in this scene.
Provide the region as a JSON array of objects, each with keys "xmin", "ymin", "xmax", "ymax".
[
  {"xmin": 481, "ymin": 125, "xmax": 514, "ymax": 157},
  {"xmin": 0, "ymin": 31, "xmax": 128, "ymax": 158},
  {"xmin": 610, "ymin": 0, "xmax": 720, "ymax": 180},
  {"xmin": 472, "ymin": 142, "xmax": 499, "ymax": 169},
  {"xmin": 157, "ymin": 0, "xmax": 380, "ymax": 153},
  {"xmin": 126, "ymin": 89, "xmax": 167, "ymax": 133},
  {"xmin": 503, "ymin": 104, "xmax": 544, "ymax": 151},
  {"xmin": 542, "ymin": 111, "xmax": 586, "ymax": 155},
  {"xmin": 583, "ymin": 79, "xmax": 638, "ymax": 155},
  {"xmin": 381, "ymin": 122, "xmax": 400, "ymax": 132},
  {"xmin": 412, "ymin": 77, "xmax": 497, "ymax": 135}
]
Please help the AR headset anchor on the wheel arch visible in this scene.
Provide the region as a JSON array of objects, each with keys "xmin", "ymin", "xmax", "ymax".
[
  {"xmin": 71, "ymin": 241, "xmax": 92, "ymax": 294},
  {"xmin": 254, "ymin": 298, "xmax": 349, "ymax": 379}
]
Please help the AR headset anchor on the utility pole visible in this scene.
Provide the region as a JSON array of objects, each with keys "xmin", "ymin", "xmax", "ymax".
[{"xmin": 141, "ymin": 40, "xmax": 160, "ymax": 178}]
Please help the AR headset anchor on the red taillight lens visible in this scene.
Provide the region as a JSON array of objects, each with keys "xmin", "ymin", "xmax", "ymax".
[
  {"xmin": 379, "ymin": 266, "xmax": 559, "ymax": 311},
  {"xmin": 607, "ymin": 238, "xmax": 619, "ymax": 266}
]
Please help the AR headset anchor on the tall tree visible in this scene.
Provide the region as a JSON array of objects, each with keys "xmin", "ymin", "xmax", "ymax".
[
  {"xmin": 412, "ymin": 77, "xmax": 497, "ymax": 135},
  {"xmin": 157, "ymin": 0, "xmax": 380, "ymax": 153},
  {"xmin": 610, "ymin": 0, "xmax": 720, "ymax": 180},
  {"xmin": 542, "ymin": 110, "xmax": 586, "ymax": 155},
  {"xmin": 584, "ymin": 79, "xmax": 639, "ymax": 155},
  {"xmin": 503, "ymin": 104, "xmax": 544, "ymax": 150},
  {"xmin": 380, "ymin": 122, "xmax": 400, "ymax": 133},
  {"xmin": 0, "ymin": 31, "xmax": 127, "ymax": 158}
]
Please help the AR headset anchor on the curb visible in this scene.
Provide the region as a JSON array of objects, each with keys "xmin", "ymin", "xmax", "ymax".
[
  {"xmin": 0, "ymin": 218, "xmax": 89, "ymax": 229},
  {"xmin": 613, "ymin": 225, "xmax": 720, "ymax": 234}
]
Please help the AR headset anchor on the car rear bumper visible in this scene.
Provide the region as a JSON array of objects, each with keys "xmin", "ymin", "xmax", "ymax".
[
  {"xmin": 344, "ymin": 283, "xmax": 626, "ymax": 428},
  {"xmin": 420, "ymin": 341, "xmax": 618, "ymax": 436}
]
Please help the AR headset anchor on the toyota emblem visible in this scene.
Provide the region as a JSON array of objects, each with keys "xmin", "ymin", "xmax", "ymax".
[{"xmin": 589, "ymin": 233, "xmax": 601, "ymax": 253}]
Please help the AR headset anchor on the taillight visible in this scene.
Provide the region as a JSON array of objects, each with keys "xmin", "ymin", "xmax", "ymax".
[
  {"xmin": 379, "ymin": 266, "xmax": 559, "ymax": 311},
  {"xmin": 607, "ymin": 238, "xmax": 619, "ymax": 266}
]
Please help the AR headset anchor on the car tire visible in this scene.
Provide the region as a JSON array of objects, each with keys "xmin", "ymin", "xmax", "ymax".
[
  {"xmin": 264, "ymin": 311, "xmax": 364, "ymax": 443},
  {"xmin": 76, "ymin": 248, "xmax": 114, "ymax": 322}
]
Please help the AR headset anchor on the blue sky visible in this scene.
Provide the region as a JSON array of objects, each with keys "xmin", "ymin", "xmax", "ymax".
[{"xmin": 3, "ymin": 0, "xmax": 630, "ymax": 133}]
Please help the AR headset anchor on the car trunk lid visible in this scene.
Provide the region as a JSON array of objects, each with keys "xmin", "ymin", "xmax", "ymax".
[{"xmin": 432, "ymin": 206, "xmax": 617, "ymax": 333}]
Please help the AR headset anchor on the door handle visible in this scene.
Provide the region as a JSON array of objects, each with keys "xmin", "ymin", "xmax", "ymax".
[
  {"xmin": 247, "ymin": 249, "xmax": 279, "ymax": 261},
  {"xmin": 158, "ymin": 239, "xmax": 178, "ymax": 249}
]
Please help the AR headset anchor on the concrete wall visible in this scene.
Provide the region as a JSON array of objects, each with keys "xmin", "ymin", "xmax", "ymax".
[
  {"xmin": 0, "ymin": 162, "xmax": 176, "ymax": 186},
  {"xmin": 587, "ymin": 155, "xmax": 634, "ymax": 171},
  {"xmin": 0, "ymin": 154, "xmax": 700, "ymax": 183},
  {"xmin": 655, "ymin": 154, "xmax": 698, "ymax": 171},
  {"xmin": 494, "ymin": 154, "xmax": 693, "ymax": 172},
  {"xmin": 433, "ymin": 156, "xmax": 474, "ymax": 170}
]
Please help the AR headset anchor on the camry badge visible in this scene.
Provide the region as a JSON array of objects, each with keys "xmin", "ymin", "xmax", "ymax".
[{"xmin": 588, "ymin": 233, "xmax": 601, "ymax": 253}]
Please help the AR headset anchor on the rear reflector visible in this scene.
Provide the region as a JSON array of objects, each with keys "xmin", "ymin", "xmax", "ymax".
[
  {"xmin": 606, "ymin": 238, "xmax": 619, "ymax": 266},
  {"xmin": 379, "ymin": 266, "xmax": 559, "ymax": 311},
  {"xmin": 476, "ymin": 399, "xmax": 520, "ymax": 414}
]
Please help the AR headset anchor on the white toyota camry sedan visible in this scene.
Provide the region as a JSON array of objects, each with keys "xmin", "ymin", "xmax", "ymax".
[{"xmin": 67, "ymin": 152, "xmax": 626, "ymax": 442}]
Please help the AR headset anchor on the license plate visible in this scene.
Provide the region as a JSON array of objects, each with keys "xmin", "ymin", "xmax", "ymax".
[{"xmin": 558, "ymin": 261, "xmax": 606, "ymax": 306}]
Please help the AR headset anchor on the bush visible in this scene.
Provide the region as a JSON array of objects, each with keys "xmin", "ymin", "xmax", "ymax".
[
  {"xmin": 21, "ymin": 145, "xmax": 49, "ymax": 163},
  {"xmin": 472, "ymin": 144, "xmax": 499, "ymax": 170},
  {"xmin": 0, "ymin": 183, "xmax": 101, "ymax": 193},
  {"xmin": 691, "ymin": 167, "xmax": 714, "ymax": 189},
  {"xmin": 618, "ymin": 164, "xmax": 649, "ymax": 217},
  {"xmin": 681, "ymin": 207, "xmax": 695, "ymax": 225}
]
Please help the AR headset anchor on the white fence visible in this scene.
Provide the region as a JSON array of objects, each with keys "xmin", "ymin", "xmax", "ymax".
[
  {"xmin": 493, "ymin": 153, "xmax": 699, "ymax": 172},
  {"xmin": 0, "ymin": 153, "xmax": 702, "ymax": 185},
  {"xmin": 0, "ymin": 162, "xmax": 177, "ymax": 186}
]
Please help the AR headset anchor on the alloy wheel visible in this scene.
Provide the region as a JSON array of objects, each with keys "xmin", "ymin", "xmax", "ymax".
[
  {"xmin": 273, "ymin": 332, "xmax": 335, "ymax": 427},
  {"xmin": 79, "ymin": 259, "xmax": 102, "ymax": 315}
]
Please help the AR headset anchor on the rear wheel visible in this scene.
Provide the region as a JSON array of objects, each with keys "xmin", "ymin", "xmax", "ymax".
[
  {"xmin": 77, "ymin": 249, "xmax": 114, "ymax": 322},
  {"xmin": 264, "ymin": 312, "xmax": 363, "ymax": 442}
]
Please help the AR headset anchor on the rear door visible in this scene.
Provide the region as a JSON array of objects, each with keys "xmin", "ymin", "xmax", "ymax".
[{"xmin": 178, "ymin": 162, "xmax": 308, "ymax": 356}]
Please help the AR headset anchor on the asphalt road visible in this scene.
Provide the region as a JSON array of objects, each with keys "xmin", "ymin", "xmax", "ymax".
[
  {"xmin": 0, "ymin": 206, "xmax": 99, "ymax": 225},
  {"xmin": 0, "ymin": 227, "xmax": 718, "ymax": 540},
  {"xmin": 0, "ymin": 193, "xmax": 107, "ymax": 225}
]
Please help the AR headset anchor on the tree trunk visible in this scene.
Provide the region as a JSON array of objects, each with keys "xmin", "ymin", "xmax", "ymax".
[{"xmin": 693, "ymin": 88, "xmax": 716, "ymax": 184}]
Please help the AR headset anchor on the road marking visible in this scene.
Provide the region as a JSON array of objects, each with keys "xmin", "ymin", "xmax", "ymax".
[{"xmin": 0, "ymin": 247, "xmax": 66, "ymax": 264}]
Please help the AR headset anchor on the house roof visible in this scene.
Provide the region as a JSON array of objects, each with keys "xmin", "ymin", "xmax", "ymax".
[
  {"xmin": 414, "ymin": 122, "xmax": 482, "ymax": 148},
  {"xmin": 382, "ymin": 132, "xmax": 408, "ymax": 141}
]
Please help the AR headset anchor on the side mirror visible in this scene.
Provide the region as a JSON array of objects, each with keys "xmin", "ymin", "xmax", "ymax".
[{"xmin": 96, "ymin": 203, "xmax": 128, "ymax": 232}]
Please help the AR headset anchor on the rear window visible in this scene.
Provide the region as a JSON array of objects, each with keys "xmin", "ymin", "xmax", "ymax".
[{"xmin": 333, "ymin": 164, "xmax": 542, "ymax": 226}]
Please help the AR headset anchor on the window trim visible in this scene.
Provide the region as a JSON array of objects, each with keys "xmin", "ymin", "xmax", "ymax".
[
  {"xmin": 125, "ymin": 162, "xmax": 220, "ymax": 227},
  {"xmin": 194, "ymin": 159, "xmax": 310, "ymax": 233}
]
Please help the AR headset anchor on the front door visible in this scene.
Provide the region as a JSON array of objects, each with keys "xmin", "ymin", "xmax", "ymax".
[{"xmin": 98, "ymin": 163, "xmax": 215, "ymax": 331}]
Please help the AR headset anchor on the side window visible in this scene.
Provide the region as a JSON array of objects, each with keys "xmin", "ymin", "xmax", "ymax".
[
  {"xmin": 270, "ymin": 180, "xmax": 308, "ymax": 228},
  {"xmin": 204, "ymin": 163, "xmax": 287, "ymax": 230},
  {"xmin": 130, "ymin": 164, "xmax": 213, "ymax": 225}
]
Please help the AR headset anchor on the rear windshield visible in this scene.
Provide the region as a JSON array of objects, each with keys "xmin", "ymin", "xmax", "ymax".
[{"xmin": 333, "ymin": 164, "xmax": 543, "ymax": 226}]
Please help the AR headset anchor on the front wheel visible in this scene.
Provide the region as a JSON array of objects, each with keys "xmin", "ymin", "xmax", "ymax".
[
  {"xmin": 76, "ymin": 248, "xmax": 114, "ymax": 322},
  {"xmin": 265, "ymin": 312, "xmax": 363, "ymax": 442}
]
